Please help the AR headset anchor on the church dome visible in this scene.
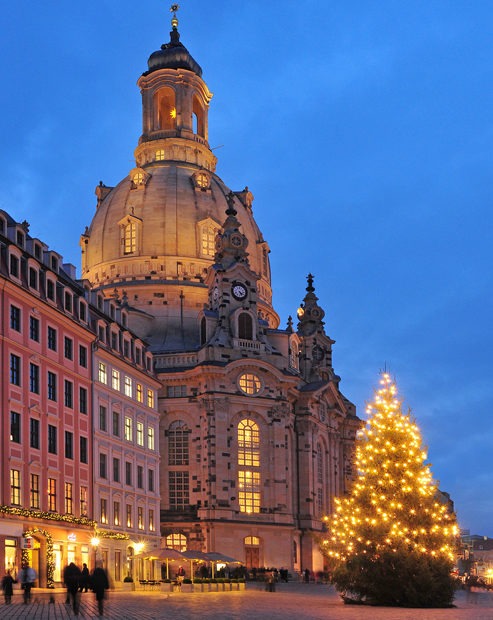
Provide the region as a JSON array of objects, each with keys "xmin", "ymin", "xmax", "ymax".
[{"xmin": 81, "ymin": 16, "xmax": 278, "ymax": 350}]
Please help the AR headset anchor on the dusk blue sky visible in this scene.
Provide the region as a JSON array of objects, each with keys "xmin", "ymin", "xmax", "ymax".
[{"xmin": 2, "ymin": 2, "xmax": 492, "ymax": 535}]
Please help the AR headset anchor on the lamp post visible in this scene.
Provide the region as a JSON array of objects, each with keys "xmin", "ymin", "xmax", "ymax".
[{"xmin": 91, "ymin": 536, "xmax": 100, "ymax": 569}]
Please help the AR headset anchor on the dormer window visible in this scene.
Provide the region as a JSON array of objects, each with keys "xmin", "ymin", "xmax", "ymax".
[
  {"xmin": 9, "ymin": 253, "xmax": 19, "ymax": 278},
  {"xmin": 51, "ymin": 256, "xmax": 58, "ymax": 272},
  {"xmin": 64, "ymin": 291, "xmax": 73, "ymax": 312},
  {"xmin": 16, "ymin": 230, "xmax": 25, "ymax": 247},
  {"xmin": 194, "ymin": 171, "xmax": 210, "ymax": 190},
  {"xmin": 33, "ymin": 243, "xmax": 42, "ymax": 259},
  {"xmin": 0, "ymin": 216, "xmax": 5, "ymax": 235},
  {"xmin": 124, "ymin": 221, "xmax": 136, "ymax": 254},
  {"xmin": 133, "ymin": 171, "xmax": 144, "ymax": 185}
]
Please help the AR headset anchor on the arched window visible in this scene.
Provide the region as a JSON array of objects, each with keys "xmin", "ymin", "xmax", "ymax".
[
  {"xmin": 165, "ymin": 533, "xmax": 187, "ymax": 551},
  {"xmin": 316, "ymin": 443, "xmax": 325, "ymax": 517},
  {"xmin": 124, "ymin": 221, "xmax": 136, "ymax": 254},
  {"xmin": 238, "ymin": 419, "xmax": 261, "ymax": 514},
  {"xmin": 155, "ymin": 87, "xmax": 176, "ymax": 131},
  {"xmin": 262, "ymin": 248, "xmax": 269, "ymax": 277},
  {"xmin": 238, "ymin": 313, "xmax": 253, "ymax": 340},
  {"xmin": 192, "ymin": 95, "xmax": 205, "ymax": 137},
  {"xmin": 200, "ymin": 316, "xmax": 207, "ymax": 345},
  {"xmin": 168, "ymin": 421, "xmax": 189, "ymax": 466}
]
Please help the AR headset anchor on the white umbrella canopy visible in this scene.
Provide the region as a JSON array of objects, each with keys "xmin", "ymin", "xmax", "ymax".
[
  {"xmin": 156, "ymin": 548, "xmax": 187, "ymax": 580},
  {"xmin": 178, "ymin": 550, "xmax": 209, "ymax": 582},
  {"xmin": 204, "ymin": 552, "xmax": 243, "ymax": 578}
]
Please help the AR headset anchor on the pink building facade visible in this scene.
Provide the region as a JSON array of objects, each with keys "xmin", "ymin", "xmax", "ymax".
[{"xmin": 0, "ymin": 210, "xmax": 160, "ymax": 586}]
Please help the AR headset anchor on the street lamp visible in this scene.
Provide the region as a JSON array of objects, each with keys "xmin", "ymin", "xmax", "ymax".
[{"xmin": 91, "ymin": 537, "xmax": 100, "ymax": 568}]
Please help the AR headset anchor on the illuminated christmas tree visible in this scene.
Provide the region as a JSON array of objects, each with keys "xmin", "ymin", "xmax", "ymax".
[{"xmin": 322, "ymin": 373, "xmax": 458, "ymax": 607}]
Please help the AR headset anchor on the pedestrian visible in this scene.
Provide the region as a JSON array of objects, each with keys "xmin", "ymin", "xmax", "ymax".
[
  {"xmin": 1, "ymin": 570, "xmax": 16, "ymax": 604},
  {"xmin": 80, "ymin": 563, "xmax": 90, "ymax": 592},
  {"xmin": 304, "ymin": 568, "xmax": 310, "ymax": 583},
  {"xmin": 91, "ymin": 563, "xmax": 109, "ymax": 616},
  {"xmin": 265, "ymin": 570, "xmax": 276, "ymax": 592},
  {"xmin": 18, "ymin": 562, "xmax": 37, "ymax": 603},
  {"xmin": 63, "ymin": 562, "xmax": 82, "ymax": 615}
]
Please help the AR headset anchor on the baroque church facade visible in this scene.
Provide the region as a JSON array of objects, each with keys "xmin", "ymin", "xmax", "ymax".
[{"xmin": 80, "ymin": 12, "xmax": 359, "ymax": 573}]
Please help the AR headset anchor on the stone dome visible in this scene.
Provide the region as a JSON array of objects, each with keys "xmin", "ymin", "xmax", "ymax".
[{"xmin": 80, "ymin": 24, "xmax": 278, "ymax": 351}]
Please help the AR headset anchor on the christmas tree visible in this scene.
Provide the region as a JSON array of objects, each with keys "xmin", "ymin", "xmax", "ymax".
[{"xmin": 322, "ymin": 372, "xmax": 458, "ymax": 607}]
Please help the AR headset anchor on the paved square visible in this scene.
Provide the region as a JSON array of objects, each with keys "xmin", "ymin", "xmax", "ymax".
[{"xmin": 1, "ymin": 583, "xmax": 492, "ymax": 620}]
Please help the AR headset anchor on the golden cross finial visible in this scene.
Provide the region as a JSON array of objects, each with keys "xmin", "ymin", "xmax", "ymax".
[{"xmin": 170, "ymin": 4, "xmax": 179, "ymax": 29}]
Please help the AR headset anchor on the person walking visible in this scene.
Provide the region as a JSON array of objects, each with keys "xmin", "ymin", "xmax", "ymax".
[
  {"xmin": 91, "ymin": 563, "xmax": 109, "ymax": 616},
  {"xmin": 63, "ymin": 562, "xmax": 82, "ymax": 615},
  {"xmin": 79, "ymin": 563, "xmax": 90, "ymax": 593},
  {"xmin": 1, "ymin": 570, "xmax": 16, "ymax": 604},
  {"xmin": 18, "ymin": 563, "xmax": 37, "ymax": 604}
]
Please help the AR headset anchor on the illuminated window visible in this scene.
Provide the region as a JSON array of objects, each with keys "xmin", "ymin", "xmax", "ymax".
[
  {"xmin": 132, "ymin": 171, "xmax": 144, "ymax": 186},
  {"xmin": 126, "ymin": 504, "xmax": 133, "ymax": 528},
  {"xmin": 168, "ymin": 421, "xmax": 189, "ymax": 465},
  {"xmin": 155, "ymin": 87, "xmax": 176, "ymax": 130},
  {"xmin": 136, "ymin": 383, "xmax": 143, "ymax": 403},
  {"xmin": 149, "ymin": 509, "xmax": 155, "ymax": 531},
  {"xmin": 80, "ymin": 486, "xmax": 88, "ymax": 515},
  {"xmin": 114, "ymin": 501, "xmax": 121, "ymax": 526},
  {"xmin": 165, "ymin": 533, "xmax": 187, "ymax": 551},
  {"xmin": 195, "ymin": 172, "xmax": 209, "ymax": 189},
  {"xmin": 155, "ymin": 149, "xmax": 165, "ymax": 161},
  {"xmin": 124, "ymin": 376, "xmax": 132, "ymax": 398},
  {"xmin": 136, "ymin": 422, "xmax": 144, "ymax": 446},
  {"xmin": 238, "ymin": 419, "xmax": 261, "ymax": 514},
  {"xmin": 244, "ymin": 536, "xmax": 260, "ymax": 546},
  {"xmin": 100, "ymin": 498, "xmax": 108, "ymax": 524},
  {"xmin": 147, "ymin": 389, "xmax": 155, "ymax": 408},
  {"xmin": 65, "ymin": 482, "xmax": 73, "ymax": 514},
  {"xmin": 169, "ymin": 471, "xmax": 189, "ymax": 510},
  {"xmin": 239, "ymin": 373, "xmax": 261, "ymax": 395},
  {"xmin": 138, "ymin": 506, "xmax": 144, "ymax": 530},
  {"xmin": 201, "ymin": 225, "xmax": 216, "ymax": 257},
  {"xmin": 238, "ymin": 419, "xmax": 260, "ymax": 467},
  {"xmin": 148, "ymin": 426, "xmax": 155, "ymax": 451},
  {"xmin": 316, "ymin": 444, "xmax": 325, "ymax": 516},
  {"xmin": 238, "ymin": 471, "xmax": 260, "ymax": 514},
  {"xmin": 48, "ymin": 478, "xmax": 57, "ymax": 511},
  {"xmin": 10, "ymin": 469, "xmax": 21, "ymax": 505},
  {"xmin": 124, "ymin": 416, "xmax": 133, "ymax": 442},
  {"xmin": 124, "ymin": 221, "xmax": 136, "ymax": 254},
  {"xmin": 98, "ymin": 362, "xmax": 107, "ymax": 384},
  {"xmin": 112, "ymin": 369, "xmax": 120, "ymax": 391}
]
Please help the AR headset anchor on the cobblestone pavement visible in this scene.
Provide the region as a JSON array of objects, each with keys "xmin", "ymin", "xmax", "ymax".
[{"xmin": 1, "ymin": 583, "xmax": 493, "ymax": 620}]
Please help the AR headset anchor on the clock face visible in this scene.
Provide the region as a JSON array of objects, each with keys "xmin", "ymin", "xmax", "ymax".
[
  {"xmin": 231, "ymin": 283, "xmax": 247, "ymax": 300},
  {"xmin": 231, "ymin": 234, "xmax": 243, "ymax": 247}
]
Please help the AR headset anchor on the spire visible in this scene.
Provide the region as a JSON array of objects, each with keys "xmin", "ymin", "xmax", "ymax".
[
  {"xmin": 145, "ymin": 3, "xmax": 202, "ymax": 76},
  {"xmin": 296, "ymin": 273, "xmax": 325, "ymax": 336},
  {"xmin": 214, "ymin": 192, "xmax": 249, "ymax": 269},
  {"xmin": 169, "ymin": 3, "xmax": 180, "ymax": 45}
]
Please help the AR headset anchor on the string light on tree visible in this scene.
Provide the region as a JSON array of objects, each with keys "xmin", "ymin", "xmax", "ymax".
[{"xmin": 321, "ymin": 372, "xmax": 459, "ymax": 607}]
